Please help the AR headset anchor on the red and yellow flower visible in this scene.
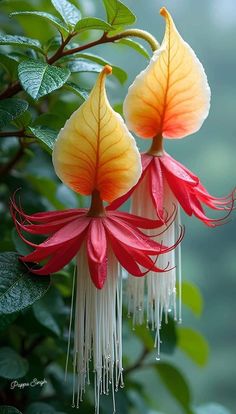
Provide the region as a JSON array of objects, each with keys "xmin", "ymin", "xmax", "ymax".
[
  {"xmin": 109, "ymin": 8, "xmax": 234, "ymax": 346},
  {"xmin": 11, "ymin": 65, "xmax": 180, "ymax": 410}
]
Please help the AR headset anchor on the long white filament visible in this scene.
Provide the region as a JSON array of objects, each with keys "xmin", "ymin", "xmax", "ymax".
[
  {"xmin": 127, "ymin": 171, "xmax": 182, "ymax": 355},
  {"xmin": 69, "ymin": 245, "xmax": 123, "ymax": 413}
]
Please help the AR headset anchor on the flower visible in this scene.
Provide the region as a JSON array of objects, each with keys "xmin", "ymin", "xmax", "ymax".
[
  {"xmin": 108, "ymin": 8, "xmax": 234, "ymax": 349},
  {"xmin": 11, "ymin": 65, "xmax": 180, "ymax": 412}
]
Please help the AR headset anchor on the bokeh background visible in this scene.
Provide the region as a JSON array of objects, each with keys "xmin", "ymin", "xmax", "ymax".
[{"xmin": 0, "ymin": 0, "xmax": 235, "ymax": 413}]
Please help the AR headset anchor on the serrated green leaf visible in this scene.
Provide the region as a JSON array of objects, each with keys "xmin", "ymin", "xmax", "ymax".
[
  {"xmin": 18, "ymin": 59, "xmax": 70, "ymax": 99},
  {"xmin": 12, "ymin": 110, "xmax": 32, "ymax": 129},
  {"xmin": 51, "ymin": 0, "xmax": 81, "ymax": 28},
  {"xmin": 0, "ymin": 35, "xmax": 44, "ymax": 54},
  {"xmin": 75, "ymin": 17, "xmax": 113, "ymax": 32},
  {"xmin": 0, "ymin": 347, "xmax": 29, "ymax": 379},
  {"xmin": 0, "ymin": 407, "xmax": 22, "ymax": 414},
  {"xmin": 68, "ymin": 59, "xmax": 102, "ymax": 74},
  {"xmin": 10, "ymin": 11, "xmax": 69, "ymax": 34},
  {"xmin": 0, "ymin": 252, "xmax": 51, "ymax": 315},
  {"xmin": 155, "ymin": 363, "xmax": 193, "ymax": 413},
  {"xmin": 178, "ymin": 327, "xmax": 209, "ymax": 366},
  {"xmin": 64, "ymin": 81, "xmax": 89, "ymax": 100},
  {"xmin": 177, "ymin": 281, "xmax": 203, "ymax": 317},
  {"xmin": 0, "ymin": 312, "xmax": 18, "ymax": 332},
  {"xmin": 117, "ymin": 38, "xmax": 150, "ymax": 59},
  {"xmin": 28, "ymin": 126, "xmax": 57, "ymax": 152},
  {"xmin": 103, "ymin": 0, "xmax": 136, "ymax": 28},
  {"xmin": 68, "ymin": 53, "xmax": 127, "ymax": 84},
  {"xmin": 0, "ymin": 99, "xmax": 28, "ymax": 129}
]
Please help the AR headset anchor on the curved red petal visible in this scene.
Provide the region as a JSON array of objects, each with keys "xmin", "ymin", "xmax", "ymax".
[
  {"xmin": 151, "ymin": 158, "xmax": 164, "ymax": 219},
  {"xmin": 87, "ymin": 219, "xmax": 107, "ymax": 289},
  {"xmin": 108, "ymin": 210, "xmax": 164, "ymax": 229},
  {"xmin": 161, "ymin": 153, "xmax": 199, "ymax": 186},
  {"xmin": 163, "ymin": 167, "xmax": 193, "ymax": 216}
]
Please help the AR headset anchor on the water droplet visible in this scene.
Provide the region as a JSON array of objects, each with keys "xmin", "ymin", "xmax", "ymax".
[
  {"xmin": 127, "ymin": 312, "xmax": 131, "ymax": 318},
  {"xmin": 168, "ymin": 308, "xmax": 172, "ymax": 313},
  {"xmin": 71, "ymin": 403, "xmax": 75, "ymax": 408},
  {"xmin": 178, "ymin": 318, "xmax": 182, "ymax": 324},
  {"xmin": 156, "ymin": 356, "xmax": 160, "ymax": 361}
]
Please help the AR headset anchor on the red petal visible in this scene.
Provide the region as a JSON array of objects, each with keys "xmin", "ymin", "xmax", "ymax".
[
  {"xmin": 150, "ymin": 158, "xmax": 164, "ymax": 219},
  {"xmin": 31, "ymin": 235, "xmax": 85, "ymax": 275},
  {"xmin": 87, "ymin": 219, "xmax": 107, "ymax": 289},
  {"xmin": 163, "ymin": 167, "xmax": 193, "ymax": 216},
  {"xmin": 104, "ymin": 217, "xmax": 163, "ymax": 254},
  {"xmin": 164, "ymin": 153, "xmax": 199, "ymax": 185},
  {"xmin": 108, "ymin": 210, "xmax": 164, "ymax": 229}
]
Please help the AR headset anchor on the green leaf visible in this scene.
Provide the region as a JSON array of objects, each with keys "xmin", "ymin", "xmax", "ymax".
[
  {"xmin": 0, "ymin": 347, "xmax": 29, "ymax": 379},
  {"xmin": 26, "ymin": 402, "xmax": 56, "ymax": 414},
  {"xmin": 69, "ymin": 53, "xmax": 127, "ymax": 84},
  {"xmin": 0, "ymin": 312, "xmax": 18, "ymax": 332},
  {"xmin": 178, "ymin": 281, "xmax": 203, "ymax": 317},
  {"xmin": 0, "ymin": 407, "xmax": 22, "ymax": 414},
  {"xmin": 103, "ymin": 0, "xmax": 136, "ymax": 28},
  {"xmin": 0, "ymin": 99, "xmax": 28, "ymax": 129},
  {"xmin": 32, "ymin": 287, "xmax": 64, "ymax": 336},
  {"xmin": 28, "ymin": 126, "xmax": 57, "ymax": 152},
  {"xmin": 12, "ymin": 228, "xmax": 33, "ymax": 256},
  {"xmin": 0, "ymin": 54, "xmax": 18, "ymax": 77},
  {"xmin": 178, "ymin": 327, "xmax": 209, "ymax": 366},
  {"xmin": 195, "ymin": 403, "xmax": 231, "ymax": 414},
  {"xmin": 0, "ymin": 252, "xmax": 51, "ymax": 315},
  {"xmin": 155, "ymin": 363, "xmax": 193, "ymax": 413},
  {"xmin": 75, "ymin": 17, "xmax": 113, "ymax": 32},
  {"xmin": 68, "ymin": 59, "xmax": 102, "ymax": 74},
  {"xmin": 51, "ymin": 0, "xmax": 81, "ymax": 28},
  {"xmin": 10, "ymin": 12, "xmax": 69, "ymax": 34},
  {"xmin": 117, "ymin": 38, "xmax": 150, "ymax": 59},
  {"xmin": 18, "ymin": 59, "xmax": 70, "ymax": 99},
  {"xmin": 0, "ymin": 35, "xmax": 44, "ymax": 54},
  {"xmin": 64, "ymin": 82, "xmax": 89, "ymax": 101}
]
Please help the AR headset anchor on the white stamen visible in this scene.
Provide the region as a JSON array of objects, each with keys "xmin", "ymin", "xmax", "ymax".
[
  {"xmin": 67, "ymin": 244, "xmax": 123, "ymax": 413},
  {"xmin": 127, "ymin": 171, "xmax": 182, "ymax": 354}
]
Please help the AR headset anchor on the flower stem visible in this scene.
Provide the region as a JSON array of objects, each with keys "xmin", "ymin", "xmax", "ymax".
[
  {"xmin": 147, "ymin": 134, "xmax": 164, "ymax": 156},
  {"xmin": 107, "ymin": 29, "xmax": 160, "ymax": 52},
  {"xmin": 87, "ymin": 190, "xmax": 106, "ymax": 217}
]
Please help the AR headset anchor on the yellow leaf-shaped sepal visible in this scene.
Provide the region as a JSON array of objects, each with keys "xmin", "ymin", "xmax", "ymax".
[
  {"xmin": 123, "ymin": 7, "xmax": 211, "ymax": 139},
  {"xmin": 52, "ymin": 66, "xmax": 141, "ymax": 202}
]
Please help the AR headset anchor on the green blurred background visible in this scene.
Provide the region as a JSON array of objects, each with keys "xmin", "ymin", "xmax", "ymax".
[{"xmin": 0, "ymin": 0, "xmax": 235, "ymax": 413}]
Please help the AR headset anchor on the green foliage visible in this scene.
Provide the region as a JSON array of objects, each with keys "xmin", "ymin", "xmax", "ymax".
[
  {"xmin": 179, "ymin": 281, "xmax": 203, "ymax": 317},
  {"xmin": 28, "ymin": 126, "xmax": 57, "ymax": 152},
  {"xmin": 156, "ymin": 363, "xmax": 193, "ymax": 414},
  {"xmin": 0, "ymin": 98, "xmax": 28, "ymax": 128},
  {"xmin": 18, "ymin": 59, "xmax": 70, "ymax": 99},
  {"xmin": 0, "ymin": 407, "xmax": 22, "ymax": 414},
  {"xmin": 117, "ymin": 38, "xmax": 150, "ymax": 59},
  {"xmin": 0, "ymin": 347, "xmax": 29, "ymax": 379},
  {"xmin": 0, "ymin": 252, "xmax": 51, "ymax": 314},
  {"xmin": 102, "ymin": 0, "xmax": 136, "ymax": 28},
  {"xmin": 74, "ymin": 17, "xmax": 113, "ymax": 33},
  {"xmin": 178, "ymin": 327, "xmax": 209, "ymax": 366},
  {"xmin": 10, "ymin": 12, "xmax": 69, "ymax": 34},
  {"xmin": 0, "ymin": 35, "xmax": 44, "ymax": 53},
  {"xmin": 51, "ymin": 0, "xmax": 81, "ymax": 28}
]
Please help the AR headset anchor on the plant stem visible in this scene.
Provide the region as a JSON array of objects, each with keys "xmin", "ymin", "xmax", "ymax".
[
  {"xmin": 0, "ymin": 28, "xmax": 159, "ymax": 100},
  {"xmin": 0, "ymin": 129, "xmax": 25, "ymax": 138},
  {"xmin": 125, "ymin": 347, "xmax": 149, "ymax": 375}
]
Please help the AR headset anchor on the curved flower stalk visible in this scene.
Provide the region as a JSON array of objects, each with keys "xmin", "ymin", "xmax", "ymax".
[
  {"xmin": 11, "ymin": 66, "xmax": 181, "ymax": 412},
  {"xmin": 108, "ymin": 8, "xmax": 234, "ymax": 348}
]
